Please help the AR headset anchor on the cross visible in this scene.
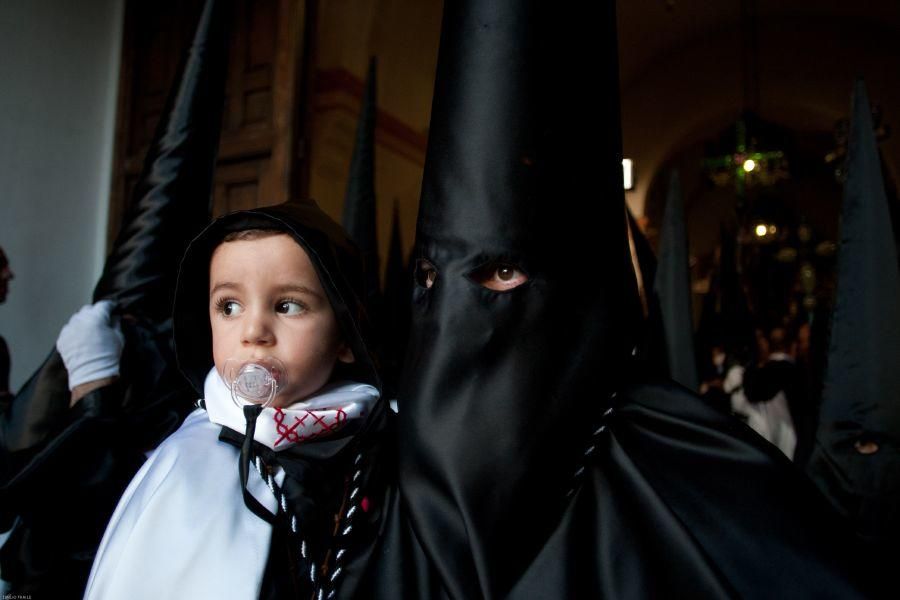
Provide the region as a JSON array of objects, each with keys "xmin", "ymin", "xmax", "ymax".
[{"xmin": 703, "ymin": 118, "xmax": 785, "ymax": 202}]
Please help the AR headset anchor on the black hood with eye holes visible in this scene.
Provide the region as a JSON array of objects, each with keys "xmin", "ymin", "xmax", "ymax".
[
  {"xmin": 358, "ymin": 1, "xmax": 883, "ymax": 599},
  {"xmin": 396, "ymin": 0, "xmax": 632, "ymax": 597},
  {"xmin": 173, "ymin": 198, "xmax": 380, "ymax": 397}
]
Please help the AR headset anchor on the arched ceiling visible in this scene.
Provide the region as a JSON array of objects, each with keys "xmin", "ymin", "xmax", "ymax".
[
  {"xmin": 617, "ymin": 0, "xmax": 900, "ymax": 89},
  {"xmin": 617, "ymin": 0, "xmax": 900, "ymax": 217}
]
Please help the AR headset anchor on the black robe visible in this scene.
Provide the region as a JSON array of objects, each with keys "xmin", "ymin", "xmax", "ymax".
[{"xmin": 360, "ymin": 379, "xmax": 877, "ymax": 599}]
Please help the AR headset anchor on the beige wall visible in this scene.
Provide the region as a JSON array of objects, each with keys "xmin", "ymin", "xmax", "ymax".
[{"xmin": 307, "ymin": 0, "xmax": 443, "ymax": 280}]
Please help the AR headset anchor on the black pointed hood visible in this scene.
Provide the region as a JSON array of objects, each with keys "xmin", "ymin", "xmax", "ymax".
[
  {"xmin": 653, "ymin": 171, "xmax": 698, "ymax": 390},
  {"xmin": 397, "ymin": 0, "xmax": 631, "ymax": 596},
  {"xmin": 342, "ymin": 58, "xmax": 380, "ymax": 309},
  {"xmin": 92, "ymin": 0, "xmax": 230, "ymax": 322},
  {"xmin": 379, "ymin": 201, "xmax": 410, "ymax": 398},
  {"xmin": 696, "ymin": 224, "xmax": 755, "ymax": 365},
  {"xmin": 808, "ymin": 80, "xmax": 900, "ymax": 542}
]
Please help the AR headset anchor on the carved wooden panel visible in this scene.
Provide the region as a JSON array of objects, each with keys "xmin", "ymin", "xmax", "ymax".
[{"xmin": 109, "ymin": 0, "xmax": 310, "ymax": 242}]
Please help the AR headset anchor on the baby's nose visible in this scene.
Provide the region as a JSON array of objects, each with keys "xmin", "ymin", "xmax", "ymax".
[{"xmin": 241, "ymin": 311, "xmax": 275, "ymax": 345}]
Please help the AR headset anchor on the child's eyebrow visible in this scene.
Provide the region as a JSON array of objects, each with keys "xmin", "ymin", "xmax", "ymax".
[
  {"xmin": 274, "ymin": 284, "xmax": 323, "ymax": 300},
  {"xmin": 210, "ymin": 281, "xmax": 242, "ymax": 296}
]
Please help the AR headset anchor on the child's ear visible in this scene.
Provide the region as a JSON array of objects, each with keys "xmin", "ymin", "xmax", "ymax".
[{"xmin": 337, "ymin": 342, "xmax": 355, "ymax": 364}]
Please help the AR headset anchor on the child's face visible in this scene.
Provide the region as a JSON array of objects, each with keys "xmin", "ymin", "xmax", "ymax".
[{"xmin": 208, "ymin": 234, "xmax": 353, "ymax": 407}]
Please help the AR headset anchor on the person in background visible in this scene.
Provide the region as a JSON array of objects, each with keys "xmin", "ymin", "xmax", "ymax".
[
  {"xmin": 0, "ymin": 246, "xmax": 13, "ymax": 409},
  {"xmin": 734, "ymin": 326, "xmax": 810, "ymax": 462}
]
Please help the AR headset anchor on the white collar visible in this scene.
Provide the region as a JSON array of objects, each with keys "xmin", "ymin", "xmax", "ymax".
[{"xmin": 203, "ymin": 368, "xmax": 380, "ymax": 452}]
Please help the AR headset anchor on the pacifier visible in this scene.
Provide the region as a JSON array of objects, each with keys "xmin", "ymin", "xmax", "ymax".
[{"xmin": 223, "ymin": 357, "xmax": 288, "ymax": 408}]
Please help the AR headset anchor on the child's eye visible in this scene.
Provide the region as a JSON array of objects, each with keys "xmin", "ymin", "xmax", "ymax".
[
  {"xmin": 216, "ymin": 299, "xmax": 243, "ymax": 317},
  {"xmin": 468, "ymin": 262, "xmax": 529, "ymax": 292},
  {"xmin": 276, "ymin": 300, "xmax": 306, "ymax": 315}
]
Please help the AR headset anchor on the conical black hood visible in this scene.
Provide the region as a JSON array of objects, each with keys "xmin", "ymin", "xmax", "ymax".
[
  {"xmin": 808, "ymin": 80, "xmax": 900, "ymax": 542},
  {"xmin": 92, "ymin": 0, "xmax": 231, "ymax": 321},
  {"xmin": 696, "ymin": 224, "xmax": 755, "ymax": 365},
  {"xmin": 379, "ymin": 201, "xmax": 410, "ymax": 398},
  {"xmin": 653, "ymin": 171, "xmax": 698, "ymax": 390},
  {"xmin": 398, "ymin": 1, "xmax": 631, "ymax": 597},
  {"xmin": 342, "ymin": 57, "xmax": 380, "ymax": 309}
]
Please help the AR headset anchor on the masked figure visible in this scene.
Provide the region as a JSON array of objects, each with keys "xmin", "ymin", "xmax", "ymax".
[{"xmin": 361, "ymin": 1, "xmax": 879, "ymax": 598}]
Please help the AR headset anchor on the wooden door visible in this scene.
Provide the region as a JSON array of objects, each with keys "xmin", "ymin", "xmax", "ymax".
[{"xmin": 108, "ymin": 0, "xmax": 312, "ymax": 242}]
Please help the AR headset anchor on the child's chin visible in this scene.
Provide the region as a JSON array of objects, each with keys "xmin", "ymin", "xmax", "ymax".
[{"xmin": 269, "ymin": 385, "xmax": 316, "ymax": 408}]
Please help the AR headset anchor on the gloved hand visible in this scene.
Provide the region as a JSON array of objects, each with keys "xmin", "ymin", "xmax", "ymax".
[{"xmin": 56, "ymin": 300, "xmax": 125, "ymax": 391}]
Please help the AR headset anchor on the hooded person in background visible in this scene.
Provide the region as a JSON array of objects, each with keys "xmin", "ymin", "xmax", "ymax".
[
  {"xmin": 361, "ymin": 0, "xmax": 880, "ymax": 597},
  {"xmin": 807, "ymin": 80, "xmax": 900, "ymax": 567},
  {"xmin": 0, "ymin": 0, "xmax": 230, "ymax": 594}
]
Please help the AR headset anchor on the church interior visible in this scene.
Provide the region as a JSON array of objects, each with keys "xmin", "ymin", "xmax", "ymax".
[
  {"xmin": 1, "ymin": 0, "xmax": 898, "ymax": 391},
  {"xmin": 1, "ymin": 0, "xmax": 900, "ymax": 596}
]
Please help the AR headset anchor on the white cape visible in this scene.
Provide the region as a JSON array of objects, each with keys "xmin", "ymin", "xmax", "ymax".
[
  {"xmin": 84, "ymin": 369, "xmax": 379, "ymax": 600},
  {"xmin": 83, "ymin": 408, "xmax": 277, "ymax": 600}
]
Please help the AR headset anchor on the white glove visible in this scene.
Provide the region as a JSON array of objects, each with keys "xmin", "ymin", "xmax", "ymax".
[{"xmin": 56, "ymin": 300, "xmax": 125, "ymax": 390}]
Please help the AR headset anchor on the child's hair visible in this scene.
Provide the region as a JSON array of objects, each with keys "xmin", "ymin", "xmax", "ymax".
[{"xmin": 221, "ymin": 228, "xmax": 284, "ymax": 243}]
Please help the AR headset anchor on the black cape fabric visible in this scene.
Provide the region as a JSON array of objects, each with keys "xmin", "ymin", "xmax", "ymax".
[
  {"xmin": 172, "ymin": 199, "xmax": 394, "ymax": 599},
  {"xmin": 806, "ymin": 80, "xmax": 900, "ymax": 549},
  {"xmin": 357, "ymin": 1, "xmax": 880, "ymax": 598},
  {"xmin": 92, "ymin": 0, "xmax": 230, "ymax": 322},
  {"xmin": 0, "ymin": 1, "xmax": 230, "ymax": 595},
  {"xmin": 653, "ymin": 171, "xmax": 699, "ymax": 391}
]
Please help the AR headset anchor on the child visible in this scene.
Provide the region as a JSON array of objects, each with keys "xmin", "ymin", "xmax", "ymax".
[{"xmin": 84, "ymin": 199, "xmax": 392, "ymax": 600}]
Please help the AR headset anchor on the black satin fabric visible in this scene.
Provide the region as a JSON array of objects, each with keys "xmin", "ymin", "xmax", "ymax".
[
  {"xmin": 92, "ymin": 0, "xmax": 230, "ymax": 323},
  {"xmin": 361, "ymin": 380, "xmax": 880, "ymax": 599},
  {"xmin": 383, "ymin": 1, "xmax": 631, "ymax": 597},
  {"xmin": 172, "ymin": 199, "xmax": 393, "ymax": 599}
]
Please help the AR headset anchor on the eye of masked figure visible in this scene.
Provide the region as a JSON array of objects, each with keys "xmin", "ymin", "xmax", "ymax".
[{"xmin": 414, "ymin": 258, "xmax": 529, "ymax": 292}]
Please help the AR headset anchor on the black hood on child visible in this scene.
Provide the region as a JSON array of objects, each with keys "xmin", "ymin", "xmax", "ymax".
[{"xmin": 173, "ymin": 198, "xmax": 392, "ymax": 599}]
